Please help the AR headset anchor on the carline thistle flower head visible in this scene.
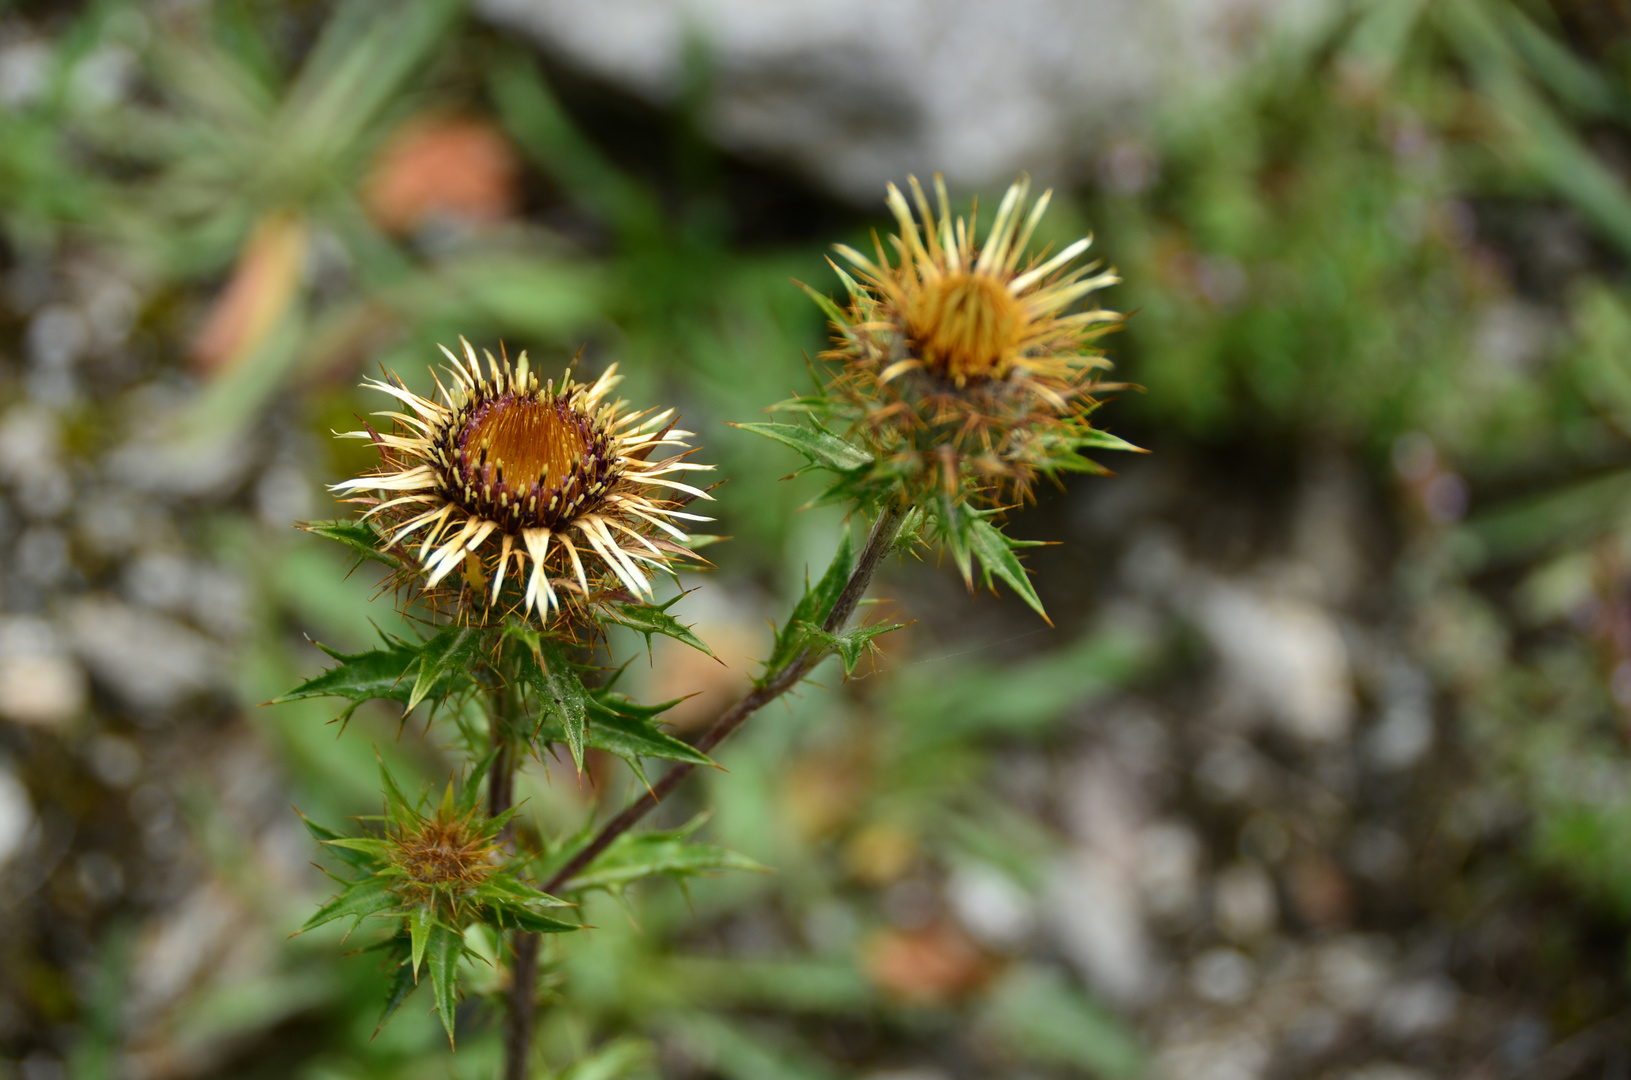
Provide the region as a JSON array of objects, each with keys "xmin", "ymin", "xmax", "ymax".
[
  {"xmin": 331, "ymin": 338, "xmax": 714, "ymax": 622},
  {"xmin": 819, "ymin": 174, "xmax": 1128, "ymax": 504}
]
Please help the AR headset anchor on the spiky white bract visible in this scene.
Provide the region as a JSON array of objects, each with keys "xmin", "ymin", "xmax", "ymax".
[{"xmin": 332, "ymin": 338, "xmax": 713, "ymax": 622}]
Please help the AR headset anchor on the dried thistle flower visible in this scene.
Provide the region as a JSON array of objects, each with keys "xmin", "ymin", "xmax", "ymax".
[
  {"xmin": 332, "ymin": 338, "xmax": 713, "ymax": 622},
  {"xmin": 814, "ymin": 174, "xmax": 1132, "ymax": 505}
]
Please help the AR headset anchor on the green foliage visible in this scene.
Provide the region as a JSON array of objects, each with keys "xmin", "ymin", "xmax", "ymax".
[
  {"xmin": 299, "ymin": 520, "xmax": 402, "ymax": 569},
  {"xmin": 580, "ymin": 693, "xmax": 715, "ymax": 788},
  {"xmin": 299, "ymin": 762, "xmax": 577, "ymax": 1045},
  {"xmin": 608, "ymin": 595, "xmax": 715, "ymax": 658},
  {"xmin": 794, "ymin": 620, "xmax": 901, "ymax": 676},
  {"xmin": 560, "ymin": 815, "xmax": 766, "ymax": 897},
  {"xmin": 762, "ymin": 528, "xmax": 856, "ymax": 680},
  {"xmin": 513, "ymin": 631, "xmax": 592, "ymax": 771},
  {"xmin": 731, "ymin": 421, "xmax": 875, "ymax": 473},
  {"xmin": 502, "ymin": 625, "xmax": 715, "ymax": 784},
  {"xmin": 271, "ymin": 625, "xmax": 487, "ymax": 725},
  {"xmin": 938, "ymin": 501, "xmax": 1049, "ymax": 621}
]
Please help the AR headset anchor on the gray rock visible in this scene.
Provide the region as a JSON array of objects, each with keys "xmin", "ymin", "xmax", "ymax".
[
  {"xmin": 0, "ymin": 616, "xmax": 86, "ymax": 727},
  {"xmin": 477, "ymin": 0, "xmax": 1336, "ymax": 203},
  {"xmin": 66, "ymin": 596, "xmax": 222, "ymax": 712}
]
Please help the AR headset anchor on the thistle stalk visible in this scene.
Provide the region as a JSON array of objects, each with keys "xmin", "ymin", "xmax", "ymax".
[
  {"xmin": 542, "ymin": 503, "xmax": 906, "ymax": 895},
  {"xmin": 490, "ymin": 644, "xmax": 538, "ymax": 1080}
]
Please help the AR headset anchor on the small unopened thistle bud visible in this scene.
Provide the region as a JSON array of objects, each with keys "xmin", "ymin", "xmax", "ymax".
[
  {"xmin": 382, "ymin": 794, "xmax": 502, "ymax": 918},
  {"xmin": 813, "ymin": 174, "xmax": 1135, "ymax": 506},
  {"xmin": 330, "ymin": 338, "xmax": 715, "ymax": 623}
]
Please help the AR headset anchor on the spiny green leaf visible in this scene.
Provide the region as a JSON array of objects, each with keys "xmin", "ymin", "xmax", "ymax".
[
  {"xmin": 407, "ymin": 625, "xmax": 487, "ymax": 713},
  {"xmin": 527, "ymin": 641, "xmax": 592, "ymax": 772},
  {"xmin": 610, "ymin": 597, "xmax": 714, "ymax": 657},
  {"xmin": 426, "ymin": 922, "xmax": 463, "ymax": 1048},
  {"xmin": 589, "ymin": 689, "xmax": 683, "ymax": 722},
  {"xmin": 457, "ymin": 751, "xmax": 495, "ymax": 816},
  {"xmin": 299, "ymin": 813, "xmax": 374, "ymax": 870},
  {"xmin": 967, "ymin": 515, "xmax": 1049, "ymax": 622},
  {"xmin": 471, "ymin": 874, "xmax": 571, "ymax": 908},
  {"xmin": 494, "ymin": 905, "xmax": 583, "ymax": 934},
  {"xmin": 586, "ymin": 706, "xmax": 714, "ymax": 772},
  {"xmin": 810, "ymin": 527, "xmax": 857, "ymax": 622},
  {"xmin": 1072, "ymin": 429, "xmax": 1146, "ymax": 453},
  {"xmin": 764, "ymin": 529, "xmax": 855, "ymax": 679},
  {"xmin": 799, "ymin": 620, "xmax": 904, "ymax": 675},
  {"xmin": 377, "ymin": 758, "xmax": 416, "ymax": 825},
  {"xmin": 322, "ymin": 837, "xmax": 392, "ymax": 860},
  {"xmin": 732, "ymin": 422, "xmax": 873, "ymax": 472},
  {"xmin": 566, "ymin": 818, "xmax": 766, "ymax": 894},
  {"xmin": 409, "ymin": 905, "xmax": 433, "ymax": 977},
  {"xmin": 271, "ymin": 640, "xmax": 419, "ymax": 707},
  {"xmin": 300, "ymin": 519, "xmax": 401, "ymax": 568},
  {"xmin": 374, "ymin": 953, "xmax": 418, "ymax": 1039},
  {"xmin": 303, "ymin": 875, "xmax": 399, "ymax": 932},
  {"xmin": 794, "ymin": 279, "xmax": 857, "ymax": 345}
]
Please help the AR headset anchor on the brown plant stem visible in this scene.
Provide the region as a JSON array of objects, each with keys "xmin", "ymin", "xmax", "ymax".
[
  {"xmin": 500, "ymin": 504, "xmax": 904, "ymax": 1080},
  {"xmin": 490, "ymin": 648, "xmax": 536, "ymax": 1080},
  {"xmin": 542, "ymin": 502, "xmax": 907, "ymax": 897}
]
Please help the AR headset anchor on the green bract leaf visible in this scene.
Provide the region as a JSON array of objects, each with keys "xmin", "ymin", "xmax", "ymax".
[
  {"xmin": 407, "ymin": 625, "xmax": 488, "ymax": 713},
  {"xmin": 300, "ymin": 519, "xmax": 402, "ymax": 568},
  {"xmin": 763, "ymin": 529, "xmax": 854, "ymax": 679},
  {"xmin": 525, "ymin": 641, "xmax": 592, "ymax": 772},
  {"xmin": 409, "ymin": 904, "xmax": 433, "ymax": 977},
  {"xmin": 794, "ymin": 279, "xmax": 857, "ymax": 346},
  {"xmin": 302, "ymin": 875, "xmax": 399, "ymax": 932},
  {"xmin": 798, "ymin": 620, "xmax": 904, "ymax": 676},
  {"xmin": 300, "ymin": 813, "xmax": 374, "ymax": 870},
  {"xmin": 323, "ymin": 837, "xmax": 392, "ymax": 861},
  {"xmin": 374, "ymin": 946, "xmax": 418, "ymax": 1038},
  {"xmin": 585, "ymin": 702, "xmax": 714, "ymax": 784},
  {"xmin": 1073, "ymin": 429, "xmax": 1145, "ymax": 453},
  {"xmin": 271, "ymin": 639, "xmax": 419, "ymax": 711},
  {"xmin": 967, "ymin": 515, "xmax": 1049, "ymax": 622},
  {"xmin": 565, "ymin": 816, "xmax": 766, "ymax": 894},
  {"xmin": 610, "ymin": 597, "xmax": 714, "ymax": 657},
  {"xmin": 502, "ymin": 906, "xmax": 584, "ymax": 934},
  {"xmin": 426, "ymin": 922, "xmax": 463, "ymax": 1047},
  {"xmin": 733, "ymin": 421, "xmax": 873, "ymax": 472},
  {"xmin": 471, "ymin": 874, "xmax": 572, "ymax": 908}
]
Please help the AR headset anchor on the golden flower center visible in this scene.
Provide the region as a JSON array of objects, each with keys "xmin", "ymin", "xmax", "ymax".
[
  {"xmin": 465, "ymin": 396, "xmax": 589, "ymax": 489},
  {"xmin": 443, "ymin": 392, "xmax": 617, "ymax": 532},
  {"xmin": 906, "ymin": 271, "xmax": 1025, "ymax": 383}
]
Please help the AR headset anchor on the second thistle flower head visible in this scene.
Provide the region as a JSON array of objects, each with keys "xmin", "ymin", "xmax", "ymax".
[
  {"xmin": 331, "ymin": 339, "xmax": 714, "ymax": 623},
  {"xmin": 817, "ymin": 174, "xmax": 1130, "ymax": 504}
]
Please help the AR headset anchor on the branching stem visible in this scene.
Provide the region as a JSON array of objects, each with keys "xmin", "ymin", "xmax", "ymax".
[
  {"xmin": 490, "ymin": 645, "xmax": 537, "ymax": 1080},
  {"xmin": 543, "ymin": 501, "xmax": 906, "ymax": 895},
  {"xmin": 500, "ymin": 504, "xmax": 905, "ymax": 1080}
]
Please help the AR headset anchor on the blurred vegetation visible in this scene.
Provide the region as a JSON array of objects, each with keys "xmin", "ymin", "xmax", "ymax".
[{"xmin": 12, "ymin": 0, "xmax": 1631, "ymax": 1075}]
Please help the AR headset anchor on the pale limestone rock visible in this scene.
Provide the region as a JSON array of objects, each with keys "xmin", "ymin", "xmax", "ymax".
[{"xmin": 477, "ymin": 0, "xmax": 1336, "ymax": 202}]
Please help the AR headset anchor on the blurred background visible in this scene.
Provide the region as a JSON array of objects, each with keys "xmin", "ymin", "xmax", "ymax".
[{"xmin": 7, "ymin": 0, "xmax": 1631, "ymax": 1076}]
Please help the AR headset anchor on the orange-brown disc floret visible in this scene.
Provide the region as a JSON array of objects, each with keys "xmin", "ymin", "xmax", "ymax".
[{"xmin": 331, "ymin": 338, "xmax": 715, "ymax": 622}]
